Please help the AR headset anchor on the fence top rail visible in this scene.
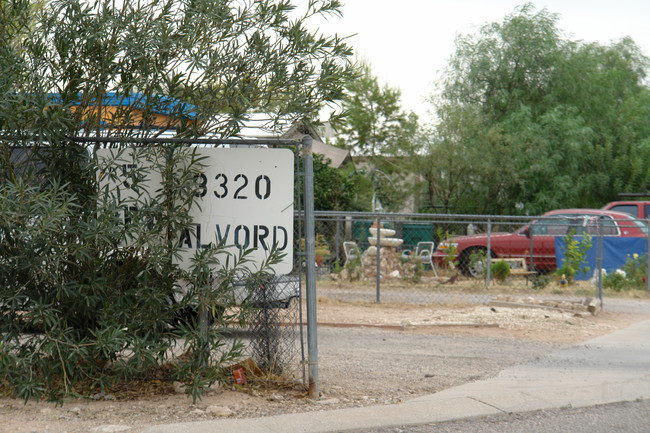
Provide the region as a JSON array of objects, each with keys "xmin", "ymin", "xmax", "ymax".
[
  {"xmin": 68, "ymin": 136, "xmax": 302, "ymax": 147},
  {"xmin": 309, "ymin": 210, "xmax": 536, "ymax": 222},
  {"xmin": 305, "ymin": 210, "xmax": 649, "ymax": 228}
]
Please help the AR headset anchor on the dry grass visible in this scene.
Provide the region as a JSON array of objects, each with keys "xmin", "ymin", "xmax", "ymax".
[{"xmin": 321, "ymin": 269, "xmax": 650, "ymax": 300}]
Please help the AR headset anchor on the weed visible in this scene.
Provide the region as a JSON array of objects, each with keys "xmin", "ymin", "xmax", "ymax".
[
  {"xmin": 603, "ymin": 272, "xmax": 626, "ymax": 292},
  {"xmin": 435, "ymin": 227, "xmax": 459, "ymax": 270},
  {"xmin": 621, "ymin": 253, "xmax": 647, "ymax": 289},
  {"xmin": 491, "ymin": 260, "xmax": 511, "ymax": 283},
  {"xmin": 531, "ymin": 274, "xmax": 551, "ymax": 290},
  {"xmin": 557, "ymin": 230, "xmax": 592, "ymax": 284},
  {"xmin": 344, "ymin": 245, "xmax": 363, "ymax": 281}
]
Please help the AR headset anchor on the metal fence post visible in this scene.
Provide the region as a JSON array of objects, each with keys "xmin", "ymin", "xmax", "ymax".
[
  {"xmin": 335, "ymin": 217, "xmax": 341, "ymax": 267},
  {"xmin": 199, "ymin": 276, "xmax": 210, "ymax": 367},
  {"xmin": 647, "ymin": 218, "xmax": 650, "ymax": 295},
  {"xmin": 375, "ymin": 216, "xmax": 381, "ymax": 303},
  {"xmin": 598, "ymin": 216, "xmax": 604, "ymax": 307},
  {"xmin": 529, "ymin": 227, "xmax": 534, "ymax": 272},
  {"xmin": 301, "ymin": 135, "xmax": 319, "ymax": 399},
  {"xmin": 486, "ymin": 218, "xmax": 492, "ymax": 287}
]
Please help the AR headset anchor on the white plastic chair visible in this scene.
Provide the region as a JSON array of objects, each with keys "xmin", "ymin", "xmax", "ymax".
[
  {"xmin": 402, "ymin": 241, "xmax": 438, "ymax": 276},
  {"xmin": 343, "ymin": 241, "xmax": 361, "ymax": 266}
]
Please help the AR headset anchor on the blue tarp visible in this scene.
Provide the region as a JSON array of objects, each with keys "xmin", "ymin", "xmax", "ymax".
[{"xmin": 555, "ymin": 237, "xmax": 647, "ymax": 280}]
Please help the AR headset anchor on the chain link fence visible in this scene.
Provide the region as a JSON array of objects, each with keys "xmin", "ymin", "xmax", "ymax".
[
  {"xmin": 309, "ymin": 211, "xmax": 650, "ymax": 307},
  {"xmin": 239, "ymin": 275, "xmax": 302, "ymax": 378},
  {"xmin": 235, "ymin": 142, "xmax": 308, "ymax": 386}
]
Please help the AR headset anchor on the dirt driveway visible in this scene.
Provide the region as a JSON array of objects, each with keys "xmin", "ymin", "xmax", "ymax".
[{"xmin": 2, "ymin": 297, "xmax": 648, "ymax": 433}]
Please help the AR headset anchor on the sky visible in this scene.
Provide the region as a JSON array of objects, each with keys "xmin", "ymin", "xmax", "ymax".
[{"xmin": 310, "ymin": 0, "xmax": 650, "ymax": 122}]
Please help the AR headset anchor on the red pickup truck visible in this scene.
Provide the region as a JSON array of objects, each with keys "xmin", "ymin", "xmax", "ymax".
[{"xmin": 602, "ymin": 201, "xmax": 650, "ymax": 219}]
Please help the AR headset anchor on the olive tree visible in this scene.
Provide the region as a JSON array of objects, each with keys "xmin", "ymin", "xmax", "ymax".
[{"xmin": 0, "ymin": 0, "xmax": 353, "ymax": 402}]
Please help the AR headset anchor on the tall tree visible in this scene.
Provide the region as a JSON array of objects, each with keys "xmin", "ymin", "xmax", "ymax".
[
  {"xmin": 333, "ymin": 60, "xmax": 420, "ymax": 211},
  {"xmin": 426, "ymin": 3, "xmax": 650, "ymax": 215},
  {"xmin": 416, "ymin": 105, "xmax": 486, "ymax": 214},
  {"xmin": 334, "ymin": 60, "xmax": 418, "ymax": 157}
]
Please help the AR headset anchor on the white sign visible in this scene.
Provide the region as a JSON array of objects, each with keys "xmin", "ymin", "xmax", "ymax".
[{"xmin": 97, "ymin": 147, "xmax": 294, "ymax": 274}]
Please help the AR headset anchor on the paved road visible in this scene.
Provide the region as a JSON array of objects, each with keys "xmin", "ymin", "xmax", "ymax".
[{"xmin": 356, "ymin": 399, "xmax": 650, "ymax": 433}]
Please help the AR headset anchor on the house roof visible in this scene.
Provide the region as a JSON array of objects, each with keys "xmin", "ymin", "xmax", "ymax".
[
  {"xmin": 50, "ymin": 92, "xmax": 198, "ymax": 119},
  {"xmin": 237, "ymin": 116, "xmax": 351, "ymax": 168},
  {"xmin": 55, "ymin": 94, "xmax": 350, "ymax": 167}
]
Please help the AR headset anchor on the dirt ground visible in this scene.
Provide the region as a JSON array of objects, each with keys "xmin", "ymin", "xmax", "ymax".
[{"xmin": 1, "ymin": 296, "xmax": 648, "ymax": 433}]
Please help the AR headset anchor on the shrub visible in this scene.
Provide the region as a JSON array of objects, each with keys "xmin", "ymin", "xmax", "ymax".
[
  {"xmin": 600, "ymin": 254, "xmax": 647, "ymax": 292},
  {"xmin": 556, "ymin": 230, "xmax": 592, "ymax": 284},
  {"xmin": 401, "ymin": 254, "xmax": 424, "ymax": 283},
  {"xmin": 603, "ymin": 272, "xmax": 626, "ymax": 292},
  {"xmin": 491, "ymin": 260, "xmax": 511, "ymax": 283},
  {"xmin": 621, "ymin": 253, "xmax": 647, "ymax": 289},
  {"xmin": 436, "ymin": 228, "xmax": 458, "ymax": 270},
  {"xmin": 344, "ymin": 245, "xmax": 363, "ymax": 281},
  {"xmin": 531, "ymin": 274, "xmax": 551, "ymax": 290},
  {"xmin": 0, "ymin": 145, "xmax": 280, "ymax": 404}
]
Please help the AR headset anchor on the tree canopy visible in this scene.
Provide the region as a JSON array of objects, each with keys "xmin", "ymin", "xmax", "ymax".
[
  {"xmin": 312, "ymin": 152, "xmax": 359, "ymax": 211},
  {"xmin": 423, "ymin": 3, "xmax": 650, "ymax": 215},
  {"xmin": 333, "ymin": 60, "xmax": 418, "ymax": 157},
  {"xmin": 331, "ymin": 60, "xmax": 420, "ymax": 211},
  {"xmin": 2, "ymin": 0, "xmax": 354, "ymax": 139}
]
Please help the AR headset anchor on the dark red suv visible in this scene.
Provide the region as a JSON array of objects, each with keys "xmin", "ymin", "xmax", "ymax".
[{"xmin": 433, "ymin": 209, "xmax": 648, "ymax": 277}]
